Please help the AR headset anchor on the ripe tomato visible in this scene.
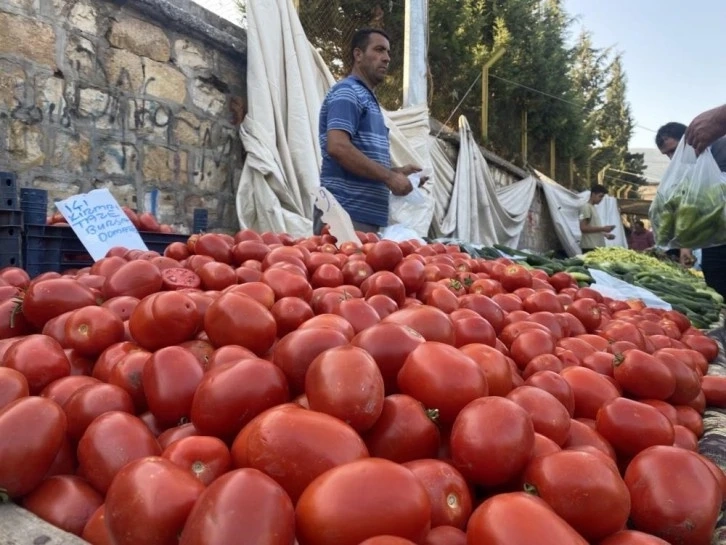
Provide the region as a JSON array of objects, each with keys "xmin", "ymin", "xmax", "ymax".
[
  {"xmin": 402, "ymin": 459, "xmax": 472, "ymax": 529},
  {"xmin": 566, "ymin": 298, "xmax": 602, "ymax": 332},
  {"xmin": 157, "ymin": 422, "xmax": 200, "ymax": 450},
  {"xmin": 522, "ymin": 353, "xmax": 564, "ymax": 378},
  {"xmin": 270, "ymin": 296, "xmax": 314, "ymax": 336},
  {"xmin": 63, "ymin": 383, "xmax": 135, "ymax": 440},
  {"xmin": 205, "ymin": 345, "xmax": 257, "ymax": 371},
  {"xmin": 701, "ymin": 376, "xmax": 726, "ymax": 408},
  {"xmin": 598, "ymin": 530, "xmax": 671, "ymax": 544},
  {"xmin": 231, "ymin": 404, "xmax": 368, "ymax": 503},
  {"xmin": 509, "ymin": 328, "xmax": 556, "ymax": 369},
  {"xmin": 382, "ymin": 306, "xmax": 454, "ymax": 345},
  {"xmin": 466, "ymin": 492, "xmax": 587, "ymax": 544},
  {"xmin": 129, "ymin": 291, "xmax": 201, "ymax": 351},
  {"xmin": 563, "ymin": 418, "xmax": 616, "ymax": 460},
  {"xmin": 523, "ymin": 450, "xmax": 630, "ymax": 541},
  {"xmin": 351, "ymin": 323, "xmax": 426, "ymax": 394},
  {"xmin": 596, "ymin": 398, "xmax": 675, "ymax": 458},
  {"xmin": 77, "ymin": 411, "xmax": 161, "ymax": 494},
  {"xmin": 362, "ymin": 394, "xmax": 440, "ymax": 463},
  {"xmin": 103, "ymin": 260, "xmax": 163, "ymax": 300},
  {"xmin": 271, "ymin": 327, "xmax": 349, "ymax": 395},
  {"xmin": 457, "ymin": 294, "xmax": 505, "ymax": 333},
  {"xmin": 625, "ymin": 446, "xmax": 721, "ymax": 545},
  {"xmin": 64, "ymin": 306, "xmax": 124, "ymax": 357},
  {"xmin": 22, "ymin": 475, "xmax": 103, "ymax": 536},
  {"xmin": 450, "ymin": 397, "xmax": 534, "ymax": 487},
  {"xmin": 204, "ymin": 292, "xmax": 277, "ymax": 356},
  {"xmin": 358, "ymin": 538, "xmax": 417, "ymax": 545},
  {"xmin": 3, "ymin": 334, "xmax": 71, "ymax": 394},
  {"xmin": 422, "ymin": 526, "xmax": 466, "ymax": 545},
  {"xmin": 363, "ymin": 271, "xmax": 407, "ymax": 307},
  {"xmin": 613, "ymin": 349, "xmax": 676, "ymax": 401},
  {"xmin": 180, "ymin": 468, "xmax": 295, "ymax": 545},
  {"xmin": 560, "ymin": 366, "xmax": 620, "ymax": 420},
  {"xmin": 506, "ymin": 386, "xmax": 571, "ymax": 446},
  {"xmin": 21, "ymin": 278, "xmax": 97, "ymax": 329},
  {"xmin": 682, "ymin": 333, "xmax": 719, "ymax": 362},
  {"xmin": 81, "ymin": 505, "xmax": 112, "ymax": 545},
  {"xmin": 191, "ymin": 358, "xmax": 289, "ymax": 440},
  {"xmin": 398, "ymin": 342, "xmax": 487, "ymax": 425},
  {"xmin": 162, "ymin": 435, "xmax": 232, "ymax": 486},
  {"xmin": 458, "ymin": 343, "xmax": 514, "ymax": 397},
  {"xmin": 143, "ymin": 346, "xmax": 204, "ymax": 427},
  {"xmin": 298, "ymin": 313, "xmax": 356, "ymax": 340},
  {"xmin": 195, "ymin": 233, "xmax": 233, "ymax": 263},
  {"xmin": 0, "ymin": 366, "xmax": 29, "ymax": 408},
  {"xmin": 105, "ymin": 457, "xmax": 205, "ymax": 545},
  {"xmin": 295, "ymin": 458, "xmax": 431, "ymax": 545},
  {"xmin": 101, "ymin": 295, "xmax": 140, "ymax": 321},
  {"xmin": 0, "ymin": 396, "xmax": 67, "ymax": 497},
  {"xmin": 523, "ymin": 370, "xmax": 575, "ymax": 417},
  {"xmin": 160, "ymin": 267, "xmax": 201, "ymax": 291},
  {"xmin": 92, "ymin": 341, "xmax": 144, "ymax": 382},
  {"xmin": 305, "ymin": 345, "xmax": 384, "ymax": 432},
  {"xmin": 452, "ymin": 315, "xmax": 496, "ymax": 347}
]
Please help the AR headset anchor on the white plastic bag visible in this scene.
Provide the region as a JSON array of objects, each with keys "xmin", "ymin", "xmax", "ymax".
[
  {"xmin": 388, "ymin": 169, "xmax": 435, "ymax": 237},
  {"xmin": 650, "ymin": 138, "xmax": 726, "ymax": 249},
  {"xmin": 587, "ymin": 269, "xmax": 671, "ymax": 310}
]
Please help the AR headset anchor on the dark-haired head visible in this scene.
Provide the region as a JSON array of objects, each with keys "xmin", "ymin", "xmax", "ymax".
[{"xmin": 350, "ymin": 28, "xmax": 391, "ymax": 67}]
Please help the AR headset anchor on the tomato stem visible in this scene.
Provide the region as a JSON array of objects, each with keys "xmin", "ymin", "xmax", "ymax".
[
  {"xmin": 523, "ymin": 483, "xmax": 539, "ymax": 496},
  {"xmin": 0, "ymin": 488, "xmax": 10, "ymax": 503},
  {"xmin": 9, "ymin": 297, "xmax": 23, "ymax": 329},
  {"xmin": 425, "ymin": 408, "xmax": 440, "ymax": 424}
]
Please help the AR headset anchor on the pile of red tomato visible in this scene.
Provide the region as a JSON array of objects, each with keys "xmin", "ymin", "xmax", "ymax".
[{"xmin": 1, "ymin": 228, "xmax": 726, "ymax": 545}]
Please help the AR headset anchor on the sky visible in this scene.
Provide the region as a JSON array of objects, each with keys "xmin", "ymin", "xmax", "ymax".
[{"xmin": 564, "ymin": 0, "xmax": 726, "ymax": 150}]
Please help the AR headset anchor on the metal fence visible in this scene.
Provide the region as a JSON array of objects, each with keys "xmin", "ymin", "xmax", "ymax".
[{"xmin": 296, "ymin": 0, "xmax": 405, "ymax": 110}]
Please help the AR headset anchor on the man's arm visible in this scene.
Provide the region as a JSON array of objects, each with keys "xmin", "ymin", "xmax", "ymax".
[
  {"xmin": 685, "ymin": 104, "xmax": 726, "ymax": 155},
  {"xmin": 579, "ymin": 218, "xmax": 614, "ymax": 234},
  {"xmin": 327, "ymin": 130, "xmax": 412, "ymax": 196}
]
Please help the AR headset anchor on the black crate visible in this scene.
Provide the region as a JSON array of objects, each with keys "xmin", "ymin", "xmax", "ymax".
[
  {"xmin": 0, "ymin": 172, "xmax": 18, "ymax": 210},
  {"xmin": 22, "ymin": 224, "xmax": 191, "ymax": 277},
  {"xmin": 20, "ymin": 188, "xmax": 48, "ymax": 225},
  {"xmin": 0, "ymin": 210, "xmax": 23, "ymax": 227},
  {"xmin": 193, "ymin": 208, "xmax": 208, "ymax": 233}
]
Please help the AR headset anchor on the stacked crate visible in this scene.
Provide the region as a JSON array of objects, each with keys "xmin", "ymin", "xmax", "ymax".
[{"xmin": 0, "ymin": 172, "xmax": 22, "ymax": 268}]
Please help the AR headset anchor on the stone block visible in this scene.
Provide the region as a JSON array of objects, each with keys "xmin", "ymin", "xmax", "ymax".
[
  {"xmin": 92, "ymin": 179, "xmax": 138, "ymax": 208},
  {"xmin": 191, "ymin": 77, "xmax": 226, "ymax": 116},
  {"xmin": 0, "ymin": 61, "xmax": 25, "ymax": 110},
  {"xmin": 65, "ymin": 34, "xmax": 97, "ymax": 80},
  {"xmin": 35, "ymin": 74, "xmax": 73, "ymax": 128},
  {"xmin": 0, "ymin": 12, "xmax": 56, "ymax": 68},
  {"xmin": 126, "ymin": 99, "xmax": 173, "ymax": 142},
  {"xmin": 192, "ymin": 151, "xmax": 230, "ymax": 193},
  {"xmin": 8, "ymin": 121, "xmax": 45, "ymax": 166},
  {"xmin": 32, "ymin": 176, "xmax": 80, "ymax": 204},
  {"xmin": 68, "ymin": 0, "xmax": 97, "ymax": 35},
  {"xmin": 184, "ymin": 193, "xmax": 218, "ymax": 220},
  {"xmin": 143, "ymin": 59, "xmax": 186, "ymax": 104},
  {"xmin": 173, "ymin": 39, "xmax": 210, "ymax": 75},
  {"xmin": 104, "ymin": 48, "xmax": 144, "ymax": 91},
  {"xmin": 78, "ymin": 87, "xmax": 110, "ymax": 119},
  {"xmin": 52, "ymin": 131, "xmax": 90, "ymax": 173},
  {"xmin": 142, "ymin": 145, "xmax": 188, "ymax": 186},
  {"xmin": 5, "ymin": 0, "xmax": 36, "ymax": 14},
  {"xmin": 108, "ymin": 16, "xmax": 170, "ymax": 63},
  {"xmin": 173, "ymin": 110, "xmax": 202, "ymax": 146},
  {"xmin": 97, "ymin": 142, "xmax": 138, "ymax": 176}
]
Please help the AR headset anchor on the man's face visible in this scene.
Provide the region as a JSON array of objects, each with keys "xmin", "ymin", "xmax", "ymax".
[
  {"xmin": 354, "ymin": 33, "xmax": 390, "ymax": 87},
  {"xmin": 592, "ymin": 192, "xmax": 605, "ymax": 205},
  {"xmin": 633, "ymin": 222, "xmax": 644, "ymax": 234},
  {"xmin": 658, "ymin": 137, "xmax": 679, "ymax": 159}
]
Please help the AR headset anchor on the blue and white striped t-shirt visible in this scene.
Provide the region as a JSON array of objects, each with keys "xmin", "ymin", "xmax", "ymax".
[{"xmin": 319, "ymin": 76, "xmax": 391, "ymax": 227}]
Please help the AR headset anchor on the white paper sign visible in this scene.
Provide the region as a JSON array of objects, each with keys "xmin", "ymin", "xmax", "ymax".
[
  {"xmin": 312, "ymin": 187, "xmax": 361, "ymax": 246},
  {"xmin": 55, "ymin": 188, "xmax": 148, "ymax": 261}
]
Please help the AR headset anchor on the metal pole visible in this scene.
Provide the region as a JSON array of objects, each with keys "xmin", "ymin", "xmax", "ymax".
[
  {"xmin": 480, "ymin": 47, "xmax": 506, "ymax": 142},
  {"xmin": 403, "ymin": 0, "xmax": 428, "ymax": 107},
  {"xmin": 521, "ymin": 109, "xmax": 528, "ymax": 165},
  {"xmin": 550, "ymin": 138, "xmax": 556, "ymax": 179}
]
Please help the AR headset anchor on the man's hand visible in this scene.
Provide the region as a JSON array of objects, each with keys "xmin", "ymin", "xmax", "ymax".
[
  {"xmin": 605, "ymin": 233, "xmax": 616, "ymax": 240},
  {"xmin": 393, "ymin": 164, "xmax": 429, "ymax": 187},
  {"xmin": 685, "ymin": 104, "xmax": 726, "ymax": 155},
  {"xmin": 680, "ymin": 248, "xmax": 696, "ymax": 267},
  {"xmin": 601, "ymin": 225, "xmax": 615, "ymax": 233},
  {"xmin": 386, "ymin": 171, "xmax": 414, "ymax": 196}
]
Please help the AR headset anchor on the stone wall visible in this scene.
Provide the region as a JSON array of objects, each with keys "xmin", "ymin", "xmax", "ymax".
[{"xmin": 0, "ymin": 0, "xmax": 246, "ymax": 232}]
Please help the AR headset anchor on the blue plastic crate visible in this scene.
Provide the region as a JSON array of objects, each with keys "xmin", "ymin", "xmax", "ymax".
[
  {"xmin": 20, "ymin": 188, "xmax": 48, "ymax": 225},
  {"xmin": 193, "ymin": 208, "xmax": 208, "ymax": 233},
  {"xmin": 0, "ymin": 210, "xmax": 23, "ymax": 227},
  {"xmin": 0, "ymin": 172, "xmax": 18, "ymax": 210}
]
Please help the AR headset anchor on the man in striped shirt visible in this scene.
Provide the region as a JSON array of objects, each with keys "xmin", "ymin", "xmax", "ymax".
[{"xmin": 316, "ymin": 28, "xmax": 425, "ymax": 235}]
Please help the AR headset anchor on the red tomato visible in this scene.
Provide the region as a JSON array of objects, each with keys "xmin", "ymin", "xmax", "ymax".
[
  {"xmin": 22, "ymin": 475, "xmax": 103, "ymax": 536},
  {"xmin": 204, "ymin": 292, "xmax": 277, "ymax": 356},
  {"xmin": 271, "ymin": 327, "xmax": 349, "ymax": 395},
  {"xmin": 452, "ymin": 315, "xmax": 496, "ymax": 347},
  {"xmin": 105, "ymin": 457, "xmax": 205, "ymax": 545},
  {"xmin": 362, "ymin": 394, "xmax": 440, "ymax": 463},
  {"xmin": 613, "ymin": 349, "xmax": 676, "ymax": 400},
  {"xmin": 231, "ymin": 404, "xmax": 369, "ymax": 503},
  {"xmin": 363, "ymin": 271, "xmax": 407, "ymax": 307},
  {"xmin": 457, "ymin": 294, "xmax": 505, "ymax": 333},
  {"xmin": 143, "ymin": 346, "xmax": 204, "ymax": 427},
  {"xmin": 366, "ymin": 240, "xmax": 404, "ymax": 271},
  {"xmin": 101, "ymin": 295, "xmax": 140, "ymax": 321},
  {"xmin": 506, "ymin": 385, "xmax": 571, "ymax": 446},
  {"xmin": 179, "ymin": 468, "xmax": 295, "ymax": 545},
  {"xmin": 403, "ymin": 459, "xmax": 472, "ymax": 529},
  {"xmin": 499, "ymin": 264, "xmax": 533, "ymax": 292},
  {"xmin": 225, "ymin": 282, "xmax": 276, "ymax": 309},
  {"xmin": 21, "ymin": 278, "xmax": 97, "ymax": 329},
  {"xmin": 195, "ymin": 233, "xmax": 233, "ymax": 263},
  {"xmin": 351, "ymin": 323, "xmax": 426, "ymax": 394},
  {"xmin": 563, "ymin": 418, "xmax": 617, "ymax": 460},
  {"xmin": 305, "ymin": 345, "xmax": 384, "ymax": 432},
  {"xmin": 682, "ymin": 334, "xmax": 719, "ymax": 362},
  {"xmin": 157, "ymin": 422, "xmax": 200, "ymax": 450},
  {"xmin": 673, "ymin": 424, "xmax": 699, "ymax": 451},
  {"xmin": 63, "ymin": 382, "xmax": 135, "ymax": 441},
  {"xmin": 522, "ymin": 353, "xmax": 564, "ymax": 378},
  {"xmin": 701, "ymin": 376, "xmax": 726, "ymax": 407},
  {"xmin": 0, "ymin": 397, "xmax": 67, "ymax": 497},
  {"xmin": 197, "ymin": 262, "xmax": 237, "ymax": 291},
  {"xmin": 598, "ymin": 530, "xmax": 671, "ymax": 544},
  {"xmin": 205, "ymin": 345, "xmax": 257, "ymax": 371},
  {"xmin": 397, "ymin": 342, "xmax": 487, "ymax": 425},
  {"xmin": 0, "ymin": 366, "xmax": 29, "ymax": 408},
  {"xmin": 522, "ymin": 290, "xmax": 564, "ymax": 314},
  {"xmin": 523, "ymin": 450, "xmax": 630, "ymax": 541},
  {"xmin": 625, "ymin": 446, "xmax": 721, "ymax": 545},
  {"xmin": 129, "ymin": 292, "xmax": 201, "ymax": 351},
  {"xmin": 382, "ymin": 306, "xmax": 454, "ymax": 345},
  {"xmin": 458, "ymin": 343, "xmax": 514, "ymax": 397},
  {"xmin": 450, "ymin": 397, "xmax": 534, "ymax": 487},
  {"xmin": 270, "ymin": 296, "xmax": 314, "ymax": 336},
  {"xmin": 523, "ymin": 370, "xmax": 575, "ymax": 417},
  {"xmin": 566, "ymin": 298, "xmax": 602, "ymax": 332},
  {"xmin": 342, "ymin": 259, "xmax": 375, "ymax": 287},
  {"xmin": 162, "ymin": 435, "xmax": 232, "ymax": 486},
  {"xmin": 295, "ymin": 458, "xmax": 431, "ymax": 545},
  {"xmin": 394, "ymin": 257, "xmax": 426, "ymax": 294},
  {"xmin": 77, "ymin": 411, "xmax": 161, "ymax": 494},
  {"xmin": 560, "ymin": 366, "xmax": 620, "ymax": 420},
  {"xmin": 64, "ymin": 306, "xmax": 124, "ymax": 357},
  {"xmin": 466, "ymin": 492, "xmax": 587, "ymax": 544},
  {"xmin": 92, "ymin": 341, "xmax": 144, "ymax": 382},
  {"xmin": 103, "ymin": 260, "xmax": 163, "ymax": 300},
  {"xmin": 298, "ymin": 313, "xmax": 356, "ymax": 340},
  {"xmin": 358, "ymin": 538, "xmax": 417, "ymax": 545},
  {"xmin": 191, "ymin": 358, "xmax": 289, "ymax": 440},
  {"xmin": 509, "ymin": 328, "xmax": 556, "ymax": 369},
  {"xmin": 161, "ymin": 267, "xmax": 201, "ymax": 290},
  {"xmin": 3, "ymin": 334, "xmax": 71, "ymax": 394},
  {"xmin": 81, "ymin": 505, "xmax": 112, "ymax": 545}
]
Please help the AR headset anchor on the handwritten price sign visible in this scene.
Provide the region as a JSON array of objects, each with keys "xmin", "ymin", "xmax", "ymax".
[{"xmin": 56, "ymin": 188, "xmax": 148, "ymax": 260}]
